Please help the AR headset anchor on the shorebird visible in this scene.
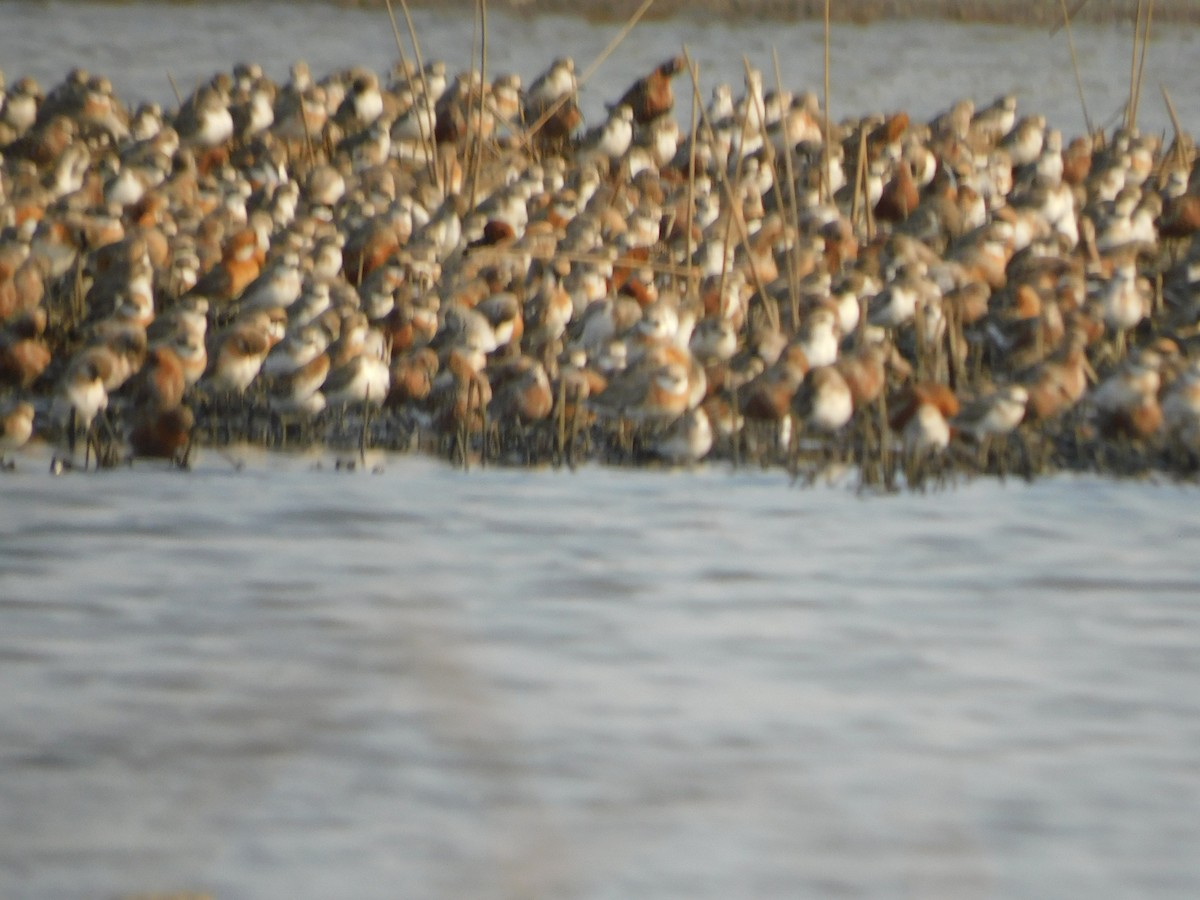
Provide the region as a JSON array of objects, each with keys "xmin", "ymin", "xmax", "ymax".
[
  {"xmin": 613, "ymin": 55, "xmax": 685, "ymax": 126},
  {"xmin": 129, "ymin": 404, "xmax": 194, "ymax": 465},
  {"xmin": 175, "ymin": 84, "xmax": 233, "ymax": 149},
  {"xmin": 0, "ymin": 398, "xmax": 34, "ymax": 468},
  {"xmin": 0, "ymin": 307, "xmax": 52, "ymax": 389},
  {"xmin": 189, "ymin": 228, "xmax": 263, "ymax": 306},
  {"xmin": 527, "ymin": 56, "xmax": 576, "ymax": 111},
  {"xmin": 892, "ymin": 381, "xmax": 960, "ymax": 456},
  {"xmin": 488, "ymin": 356, "xmax": 553, "ymax": 427},
  {"xmin": 3, "ymin": 50, "xmax": 1200, "ymax": 483},
  {"xmin": 267, "ymin": 351, "xmax": 330, "ymax": 417},
  {"xmin": 953, "ymin": 383, "xmax": 1028, "ymax": 468},
  {"xmin": 650, "ymin": 406, "xmax": 713, "ymax": 465},
  {"xmin": 1098, "ymin": 258, "xmax": 1150, "ymax": 359},
  {"xmin": 56, "ymin": 345, "xmax": 114, "ymax": 462},
  {"xmin": 579, "ymin": 104, "xmax": 634, "ymax": 163},
  {"xmin": 793, "ymin": 365, "xmax": 854, "ymax": 436},
  {"xmin": 204, "ymin": 310, "xmax": 280, "ymax": 395},
  {"xmin": 1092, "ymin": 357, "xmax": 1162, "ymax": 442}
]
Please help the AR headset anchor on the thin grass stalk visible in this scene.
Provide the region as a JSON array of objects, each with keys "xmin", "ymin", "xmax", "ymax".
[
  {"xmin": 479, "ymin": 379, "xmax": 488, "ymax": 469},
  {"xmin": 731, "ymin": 57, "xmax": 779, "ymax": 333},
  {"xmin": 359, "ymin": 391, "xmax": 370, "ymax": 467},
  {"xmin": 701, "ymin": 55, "xmax": 775, "ymax": 334},
  {"xmin": 850, "ymin": 122, "xmax": 865, "ymax": 231},
  {"xmin": 466, "ymin": 0, "xmax": 477, "ymax": 185},
  {"xmin": 864, "ymin": 134, "xmax": 876, "ymax": 241},
  {"xmin": 381, "ymin": 0, "xmax": 412, "ymax": 82},
  {"xmin": 913, "ymin": 298, "xmax": 927, "ymax": 382},
  {"xmin": 878, "ymin": 388, "xmax": 894, "ymax": 491},
  {"xmin": 298, "ymin": 98, "xmax": 317, "ymax": 171},
  {"xmin": 555, "ymin": 375, "xmax": 567, "ymax": 466},
  {"xmin": 72, "ymin": 250, "xmax": 86, "ymax": 327},
  {"xmin": 469, "ymin": 0, "xmax": 477, "ymax": 101},
  {"xmin": 380, "ymin": 0, "xmax": 430, "ymax": 176},
  {"xmin": 716, "ymin": 177, "xmax": 737, "ymax": 325},
  {"xmin": 945, "ymin": 299, "xmax": 964, "ymax": 390},
  {"xmin": 1058, "ymin": 0, "xmax": 1094, "ymax": 137},
  {"xmin": 567, "ymin": 391, "xmax": 581, "ymax": 469},
  {"xmin": 167, "ymin": 71, "xmax": 183, "ymax": 108},
  {"xmin": 1159, "ymin": 84, "xmax": 1190, "ymax": 174},
  {"xmin": 468, "ymin": 0, "xmax": 489, "ymax": 209},
  {"xmin": 476, "ymin": 0, "xmax": 490, "ymax": 199},
  {"xmin": 1127, "ymin": 0, "xmax": 1144, "ymax": 131},
  {"xmin": 685, "ymin": 58, "xmax": 700, "ymax": 307},
  {"xmin": 385, "ymin": 0, "xmax": 440, "ymax": 188},
  {"xmin": 772, "ymin": 48, "xmax": 802, "ymax": 328},
  {"xmin": 759, "ymin": 132, "xmax": 797, "ymax": 327},
  {"xmin": 396, "ymin": 0, "xmax": 435, "ymax": 135},
  {"xmin": 1131, "ymin": 0, "xmax": 1154, "ymax": 131},
  {"xmin": 822, "ymin": 0, "xmax": 832, "ymax": 204},
  {"xmin": 730, "ymin": 381, "xmax": 740, "ymax": 471},
  {"xmin": 742, "ymin": 56, "xmax": 791, "ymax": 327}
]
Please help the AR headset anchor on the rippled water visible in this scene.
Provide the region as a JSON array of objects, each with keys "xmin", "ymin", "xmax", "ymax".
[
  {"xmin": 4, "ymin": 4, "xmax": 1200, "ymax": 898},
  {"xmin": 3, "ymin": 456, "xmax": 1200, "ymax": 899}
]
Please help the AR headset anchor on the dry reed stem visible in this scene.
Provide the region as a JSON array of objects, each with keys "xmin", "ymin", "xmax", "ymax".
[
  {"xmin": 850, "ymin": 122, "xmax": 864, "ymax": 231},
  {"xmin": 468, "ymin": 0, "xmax": 489, "ymax": 208},
  {"xmin": 822, "ymin": 0, "xmax": 832, "ymax": 204},
  {"xmin": 567, "ymin": 391, "xmax": 581, "ymax": 469},
  {"xmin": 1159, "ymin": 83, "xmax": 1183, "ymax": 138},
  {"xmin": 759, "ymin": 128, "xmax": 798, "ymax": 327},
  {"xmin": 359, "ymin": 391, "xmax": 370, "ymax": 466},
  {"xmin": 469, "ymin": 0, "xmax": 477, "ymax": 101},
  {"xmin": 1131, "ymin": 0, "xmax": 1154, "ymax": 130},
  {"xmin": 298, "ymin": 94, "xmax": 317, "ymax": 170},
  {"xmin": 166, "ymin": 71, "xmax": 183, "ymax": 108},
  {"xmin": 382, "ymin": 13, "xmax": 430, "ymax": 179},
  {"xmin": 555, "ymin": 375, "xmax": 567, "ymax": 465},
  {"xmin": 682, "ymin": 50, "xmax": 777, "ymax": 333},
  {"xmin": 1159, "ymin": 83, "xmax": 1191, "ymax": 173},
  {"xmin": 1057, "ymin": 0, "xmax": 1094, "ymax": 137},
  {"xmin": 743, "ymin": 56, "xmax": 793, "ymax": 324},
  {"xmin": 945, "ymin": 295, "xmax": 965, "ymax": 389},
  {"xmin": 913, "ymin": 298, "xmax": 927, "ymax": 382},
  {"xmin": 1127, "ymin": 0, "xmax": 1144, "ymax": 130},
  {"xmin": 479, "ymin": 379, "xmax": 489, "ymax": 468},
  {"xmin": 722, "ymin": 56, "xmax": 758, "ymax": 315},
  {"xmin": 715, "ymin": 169, "xmax": 737, "ymax": 323},
  {"xmin": 771, "ymin": 48, "xmax": 803, "ymax": 326},
  {"xmin": 685, "ymin": 58, "xmax": 700, "ymax": 306},
  {"xmin": 380, "ymin": 2, "xmax": 421, "ymax": 153},
  {"xmin": 385, "ymin": 0, "xmax": 441, "ymax": 189},
  {"xmin": 864, "ymin": 141, "xmax": 876, "ymax": 239}
]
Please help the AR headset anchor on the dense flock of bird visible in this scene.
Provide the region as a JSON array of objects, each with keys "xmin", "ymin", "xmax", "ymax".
[{"xmin": 1, "ymin": 49, "xmax": 1199, "ymax": 484}]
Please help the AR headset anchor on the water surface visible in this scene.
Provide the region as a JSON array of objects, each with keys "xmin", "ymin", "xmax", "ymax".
[{"xmin": 2, "ymin": 457, "xmax": 1200, "ymax": 898}]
